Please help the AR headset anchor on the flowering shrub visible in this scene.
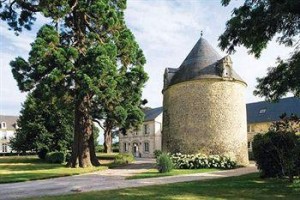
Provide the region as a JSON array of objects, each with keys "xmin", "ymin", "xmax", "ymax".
[
  {"xmin": 156, "ymin": 153, "xmax": 173, "ymax": 173},
  {"xmin": 171, "ymin": 153, "xmax": 237, "ymax": 169}
]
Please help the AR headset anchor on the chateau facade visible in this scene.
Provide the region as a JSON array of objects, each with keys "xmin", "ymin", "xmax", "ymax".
[
  {"xmin": 246, "ymin": 97, "xmax": 300, "ymax": 151},
  {"xmin": 119, "ymin": 107, "xmax": 163, "ymax": 158},
  {"xmin": 0, "ymin": 115, "xmax": 18, "ymax": 153}
]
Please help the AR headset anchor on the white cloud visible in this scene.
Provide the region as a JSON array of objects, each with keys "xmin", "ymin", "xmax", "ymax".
[
  {"xmin": 0, "ymin": 0, "xmax": 296, "ymax": 116},
  {"xmin": 125, "ymin": 0, "xmax": 295, "ymax": 108}
]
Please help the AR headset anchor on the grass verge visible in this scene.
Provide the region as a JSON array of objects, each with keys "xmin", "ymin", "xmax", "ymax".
[
  {"xmin": 0, "ymin": 156, "xmax": 107, "ymax": 184},
  {"xmin": 127, "ymin": 168, "xmax": 218, "ymax": 179},
  {"xmin": 32, "ymin": 173, "xmax": 300, "ymax": 200}
]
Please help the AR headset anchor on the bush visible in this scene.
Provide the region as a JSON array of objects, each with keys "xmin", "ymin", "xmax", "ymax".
[
  {"xmin": 171, "ymin": 153, "xmax": 237, "ymax": 169},
  {"xmin": 38, "ymin": 147, "xmax": 48, "ymax": 160},
  {"xmin": 45, "ymin": 152, "xmax": 66, "ymax": 164},
  {"xmin": 154, "ymin": 150, "xmax": 162, "ymax": 158},
  {"xmin": 252, "ymin": 115, "xmax": 300, "ymax": 182},
  {"xmin": 253, "ymin": 132, "xmax": 300, "ymax": 179},
  {"xmin": 96, "ymin": 145, "xmax": 104, "ymax": 152},
  {"xmin": 65, "ymin": 152, "xmax": 71, "ymax": 163},
  {"xmin": 112, "ymin": 146, "xmax": 119, "ymax": 153},
  {"xmin": 114, "ymin": 153, "xmax": 134, "ymax": 165},
  {"xmin": 156, "ymin": 153, "xmax": 173, "ymax": 173}
]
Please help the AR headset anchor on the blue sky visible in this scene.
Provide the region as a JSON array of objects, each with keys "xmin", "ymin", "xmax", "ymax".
[{"xmin": 0, "ymin": 0, "xmax": 294, "ymax": 116}]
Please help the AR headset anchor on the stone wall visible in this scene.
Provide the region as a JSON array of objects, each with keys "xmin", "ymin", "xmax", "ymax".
[
  {"xmin": 247, "ymin": 122, "xmax": 272, "ymax": 151},
  {"xmin": 162, "ymin": 79, "xmax": 248, "ymax": 165}
]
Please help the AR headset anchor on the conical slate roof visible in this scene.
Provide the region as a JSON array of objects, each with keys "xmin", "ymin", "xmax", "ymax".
[{"xmin": 169, "ymin": 37, "xmax": 245, "ymax": 86}]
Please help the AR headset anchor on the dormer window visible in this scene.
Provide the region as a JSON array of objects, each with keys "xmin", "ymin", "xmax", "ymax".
[
  {"xmin": 259, "ymin": 108, "xmax": 266, "ymax": 114},
  {"xmin": 217, "ymin": 56, "xmax": 233, "ymax": 78},
  {"xmin": 1, "ymin": 122, "xmax": 6, "ymax": 129},
  {"xmin": 223, "ymin": 65, "xmax": 232, "ymax": 77}
]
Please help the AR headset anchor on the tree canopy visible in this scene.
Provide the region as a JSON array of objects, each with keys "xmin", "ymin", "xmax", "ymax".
[
  {"xmin": 10, "ymin": 93, "xmax": 74, "ymax": 154},
  {"xmin": 1, "ymin": 0, "xmax": 148, "ymax": 167},
  {"xmin": 219, "ymin": 0, "xmax": 300, "ymax": 101}
]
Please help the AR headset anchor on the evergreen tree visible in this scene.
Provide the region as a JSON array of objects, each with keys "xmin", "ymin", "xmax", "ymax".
[
  {"xmin": 219, "ymin": 0, "xmax": 300, "ymax": 101},
  {"xmin": 10, "ymin": 93, "xmax": 74, "ymax": 154},
  {"xmin": 92, "ymin": 70, "xmax": 147, "ymax": 153},
  {"xmin": 1, "ymin": 0, "xmax": 147, "ymax": 167}
]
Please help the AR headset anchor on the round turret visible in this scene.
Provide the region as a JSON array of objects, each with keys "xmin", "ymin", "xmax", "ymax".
[{"xmin": 162, "ymin": 37, "xmax": 248, "ymax": 165}]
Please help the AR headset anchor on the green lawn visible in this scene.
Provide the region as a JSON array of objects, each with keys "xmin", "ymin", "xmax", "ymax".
[
  {"xmin": 127, "ymin": 168, "xmax": 219, "ymax": 179},
  {"xmin": 32, "ymin": 173, "xmax": 300, "ymax": 200},
  {"xmin": 0, "ymin": 156, "xmax": 107, "ymax": 184}
]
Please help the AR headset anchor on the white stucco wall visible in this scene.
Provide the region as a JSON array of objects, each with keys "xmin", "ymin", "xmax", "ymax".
[{"xmin": 0, "ymin": 130, "xmax": 15, "ymax": 153}]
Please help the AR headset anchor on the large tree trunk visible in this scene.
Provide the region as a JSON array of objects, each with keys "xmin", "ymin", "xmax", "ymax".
[
  {"xmin": 103, "ymin": 129, "xmax": 112, "ymax": 153},
  {"xmin": 67, "ymin": 95, "xmax": 99, "ymax": 168}
]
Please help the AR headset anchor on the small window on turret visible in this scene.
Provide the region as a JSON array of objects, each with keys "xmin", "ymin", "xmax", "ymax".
[{"xmin": 223, "ymin": 65, "xmax": 231, "ymax": 77}]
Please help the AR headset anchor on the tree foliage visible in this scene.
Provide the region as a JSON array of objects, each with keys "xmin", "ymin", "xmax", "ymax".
[
  {"xmin": 1, "ymin": 0, "xmax": 148, "ymax": 167},
  {"xmin": 219, "ymin": 0, "xmax": 300, "ymax": 101},
  {"xmin": 10, "ymin": 93, "xmax": 74, "ymax": 154},
  {"xmin": 252, "ymin": 114, "xmax": 300, "ymax": 182}
]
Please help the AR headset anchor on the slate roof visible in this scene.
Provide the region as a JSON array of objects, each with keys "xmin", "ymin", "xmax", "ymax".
[
  {"xmin": 144, "ymin": 107, "xmax": 163, "ymax": 122},
  {"xmin": 0, "ymin": 115, "xmax": 18, "ymax": 130},
  {"xmin": 169, "ymin": 37, "xmax": 245, "ymax": 86},
  {"xmin": 246, "ymin": 97, "xmax": 300, "ymax": 124}
]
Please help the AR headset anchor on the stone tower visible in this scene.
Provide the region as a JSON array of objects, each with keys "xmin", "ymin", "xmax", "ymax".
[{"xmin": 162, "ymin": 37, "xmax": 248, "ymax": 165}]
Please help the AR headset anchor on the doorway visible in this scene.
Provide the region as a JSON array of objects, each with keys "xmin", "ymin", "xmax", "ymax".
[{"xmin": 133, "ymin": 142, "xmax": 140, "ymax": 157}]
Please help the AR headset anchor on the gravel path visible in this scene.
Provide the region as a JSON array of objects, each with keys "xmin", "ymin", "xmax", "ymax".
[{"xmin": 0, "ymin": 158, "xmax": 258, "ymax": 200}]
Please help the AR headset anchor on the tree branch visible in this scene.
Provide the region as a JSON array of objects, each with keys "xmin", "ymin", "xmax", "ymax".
[
  {"xmin": 93, "ymin": 119, "xmax": 104, "ymax": 130},
  {"xmin": 15, "ymin": 0, "xmax": 39, "ymax": 12}
]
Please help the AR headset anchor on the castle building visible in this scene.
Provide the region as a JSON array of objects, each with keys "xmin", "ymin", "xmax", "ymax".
[
  {"xmin": 119, "ymin": 96, "xmax": 300, "ymax": 159},
  {"xmin": 0, "ymin": 115, "xmax": 18, "ymax": 153},
  {"xmin": 247, "ymin": 97, "xmax": 300, "ymax": 151},
  {"xmin": 119, "ymin": 107, "xmax": 163, "ymax": 158},
  {"xmin": 162, "ymin": 37, "xmax": 249, "ymax": 165}
]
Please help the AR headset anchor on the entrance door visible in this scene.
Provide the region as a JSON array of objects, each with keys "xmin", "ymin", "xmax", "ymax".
[{"xmin": 133, "ymin": 143, "xmax": 139, "ymax": 157}]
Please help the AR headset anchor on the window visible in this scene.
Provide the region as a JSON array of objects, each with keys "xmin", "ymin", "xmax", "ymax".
[
  {"xmin": 124, "ymin": 143, "xmax": 128, "ymax": 152},
  {"xmin": 144, "ymin": 142, "xmax": 149, "ymax": 152},
  {"xmin": 247, "ymin": 125, "xmax": 252, "ymax": 132},
  {"xmin": 2, "ymin": 143, "xmax": 7, "ymax": 153},
  {"xmin": 223, "ymin": 65, "xmax": 231, "ymax": 77},
  {"xmin": 248, "ymin": 142, "xmax": 252, "ymax": 149},
  {"xmin": 259, "ymin": 108, "xmax": 266, "ymax": 114},
  {"xmin": 1, "ymin": 122, "xmax": 6, "ymax": 129},
  {"xmin": 144, "ymin": 124, "xmax": 150, "ymax": 134}
]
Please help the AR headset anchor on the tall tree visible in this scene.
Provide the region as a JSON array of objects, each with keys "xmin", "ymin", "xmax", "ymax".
[
  {"xmin": 92, "ymin": 63, "xmax": 148, "ymax": 153},
  {"xmin": 219, "ymin": 0, "xmax": 300, "ymax": 101},
  {"xmin": 1, "ymin": 0, "xmax": 147, "ymax": 167},
  {"xmin": 10, "ymin": 93, "xmax": 74, "ymax": 154}
]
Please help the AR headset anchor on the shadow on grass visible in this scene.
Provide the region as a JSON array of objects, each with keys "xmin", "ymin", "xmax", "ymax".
[
  {"xmin": 0, "ymin": 172, "xmax": 74, "ymax": 184},
  {"xmin": 38, "ymin": 173, "xmax": 300, "ymax": 200},
  {"xmin": 0, "ymin": 163, "xmax": 63, "ymax": 171},
  {"xmin": 0, "ymin": 156, "xmax": 42, "ymax": 164}
]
